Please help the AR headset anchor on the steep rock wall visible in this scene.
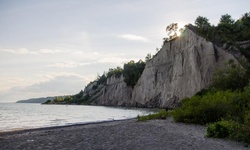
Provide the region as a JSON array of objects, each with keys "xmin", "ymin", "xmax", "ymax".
[
  {"xmin": 83, "ymin": 28, "xmax": 238, "ymax": 108},
  {"xmin": 86, "ymin": 75, "xmax": 133, "ymax": 106},
  {"xmin": 131, "ymin": 29, "xmax": 237, "ymax": 108},
  {"xmin": 95, "ymin": 75, "xmax": 133, "ymax": 106}
]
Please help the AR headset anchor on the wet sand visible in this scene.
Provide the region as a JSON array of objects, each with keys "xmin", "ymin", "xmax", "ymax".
[{"xmin": 0, "ymin": 118, "xmax": 248, "ymax": 150}]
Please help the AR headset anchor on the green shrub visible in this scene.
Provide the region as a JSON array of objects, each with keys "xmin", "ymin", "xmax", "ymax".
[
  {"xmin": 207, "ymin": 120, "xmax": 240, "ymax": 138},
  {"xmin": 123, "ymin": 60, "xmax": 145, "ymax": 87},
  {"xmin": 207, "ymin": 120, "xmax": 250, "ymax": 144},
  {"xmin": 244, "ymin": 110, "xmax": 250, "ymax": 125},
  {"xmin": 43, "ymin": 99, "xmax": 53, "ymax": 104},
  {"xmin": 93, "ymin": 60, "xmax": 145, "ymax": 88},
  {"xmin": 107, "ymin": 67, "xmax": 123, "ymax": 78},
  {"xmin": 97, "ymin": 74, "xmax": 108, "ymax": 85},
  {"xmin": 212, "ymin": 59, "xmax": 248, "ymax": 91},
  {"xmin": 74, "ymin": 90, "xmax": 84, "ymax": 99},
  {"xmin": 137, "ymin": 109, "xmax": 169, "ymax": 122},
  {"xmin": 172, "ymin": 91, "xmax": 239, "ymax": 124},
  {"xmin": 173, "ymin": 84, "xmax": 250, "ymax": 144},
  {"xmin": 241, "ymin": 124, "xmax": 250, "ymax": 144}
]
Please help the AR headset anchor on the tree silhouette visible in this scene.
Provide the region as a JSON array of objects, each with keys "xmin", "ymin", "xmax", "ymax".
[
  {"xmin": 195, "ymin": 16, "xmax": 210, "ymax": 29},
  {"xmin": 166, "ymin": 23, "xmax": 178, "ymax": 40},
  {"xmin": 194, "ymin": 16, "xmax": 211, "ymax": 39},
  {"xmin": 219, "ymin": 14, "xmax": 234, "ymax": 25},
  {"xmin": 145, "ymin": 53, "xmax": 152, "ymax": 62}
]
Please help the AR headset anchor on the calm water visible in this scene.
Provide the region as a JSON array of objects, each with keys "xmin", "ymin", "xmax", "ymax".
[{"xmin": 0, "ymin": 103, "xmax": 155, "ymax": 132}]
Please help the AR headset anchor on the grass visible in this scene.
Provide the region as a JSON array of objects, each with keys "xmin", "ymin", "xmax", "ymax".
[{"xmin": 137, "ymin": 109, "xmax": 170, "ymax": 121}]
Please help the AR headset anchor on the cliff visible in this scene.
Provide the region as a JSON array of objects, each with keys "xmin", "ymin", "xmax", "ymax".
[
  {"xmin": 131, "ymin": 28, "xmax": 236, "ymax": 108},
  {"xmin": 83, "ymin": 28, "xmax": 239, "ymax": 108},
  {"xmin": 83, "ymin": 75, "xmax": 133, "ymax": 106}
]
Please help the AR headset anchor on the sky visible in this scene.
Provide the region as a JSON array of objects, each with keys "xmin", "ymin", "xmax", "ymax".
[{"xmin": 0, "ymin": 0, "xmax": 249, "ymax": 102}]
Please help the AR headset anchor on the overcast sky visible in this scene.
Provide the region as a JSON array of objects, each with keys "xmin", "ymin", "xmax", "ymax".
[{"xmin": 0, "ymin": 0, "xmax": 249, "ymax": 102}]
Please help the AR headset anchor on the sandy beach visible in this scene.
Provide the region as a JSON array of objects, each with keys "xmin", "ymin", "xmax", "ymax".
[{"xmin": 0, "ymin": 118, "xmax": 248, "ymax": 150}]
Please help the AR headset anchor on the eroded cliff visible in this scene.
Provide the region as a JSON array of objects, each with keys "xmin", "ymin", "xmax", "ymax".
[
  {"xmin": 82, "ymin": 75, "xmax": 133, "ymax": 106},
  {"xmin": 83, "ymin": 28, "xmax": 238, "ymax": 108},
  {"xmin": 131, "ymin": 28, "xmax": 236, "ymax": 108}
]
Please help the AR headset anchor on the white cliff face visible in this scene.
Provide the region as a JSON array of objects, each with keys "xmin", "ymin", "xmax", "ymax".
[
  {"xmin": 92, "ymin": 75, "xmax": 133, "ymax": 106},
  {"xmin": 84, "ymin": 28, "xmax": 238, "ymax": 108},
  {"xmin": 131, "ymin": 29, "xmax": 236, "ymax": 108}
]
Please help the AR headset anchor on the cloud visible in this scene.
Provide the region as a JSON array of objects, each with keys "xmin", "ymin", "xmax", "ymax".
[
  {"xmin": 87, "ymin": 52, "xmax": 135, "ymax": 64},
  {"xmin": 24, "ymin": 75, "xmax": 86, "ymax": 93},
  {"xmin": 67, "ymin": 51, "xmax": 134, "ymax": 65},
  {"xmin": 119, "ymin": 34, "xmax": 148, "ymax": 42},
  {"xmin": 0, "ymin": 48, "xmax": 37, "ymax": 55},
  {"xmin": 38, "ymin": 49, "xmax": 65, "ymax": 54},
  {"xmin": 48, "ymin": 62, "xmax": 93, "ymax": 68},
  {"xmin": 97, "ymin": 56, "xmax": 130, "ymax": 64},
  {"xmin": 0, "ymin": 74, "xmax": 89, "ymax": 102},
  {"xmin": 0, "ymin": 48, "xmax": 66, "ymax": 55},
  {"xmin": 46, "ymin": 51, "xmax": 132, "ymax": 69}
]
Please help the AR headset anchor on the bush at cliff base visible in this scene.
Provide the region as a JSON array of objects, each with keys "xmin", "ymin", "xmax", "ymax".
[
  {"xmin": 172, "ymin": 90, "xmax": 240, "ymax": 125},
  {"xmin": 172, "ymin": 84, "xmax": 250, "ymax": 143},
  {"xmin": 206, "ymin": 120, "xmax": 241, "ymax": 138},
  {"xmin": 207, "ymin": 120, "xmax": 250, "ymax": 144}
]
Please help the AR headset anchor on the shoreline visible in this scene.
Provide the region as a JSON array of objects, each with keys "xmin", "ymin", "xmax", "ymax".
[
  {"xmin": 1, "ymin": 103, "xmax": 156, "ymax": 134},
  {"xmin": 1, "ymin": 117, "xmax": 248, "ymax": 150},
  {"xmin": 0, "ymin": 118, "xmax": 136, "ymax": 136}
]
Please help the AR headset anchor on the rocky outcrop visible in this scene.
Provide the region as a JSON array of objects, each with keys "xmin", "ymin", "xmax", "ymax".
[
  {"xmin": 83, "ymin": 75, "xmax": 133, "ymax": 106},
  {"xmin": 83, "ymin": 28, "xmax": 239, "ymax": 108},
  {"xmin": 94, "ymin": 75, "xmax": 133, "ymax": 106},
  {"xmin": 131, "ymin": 29, "xmax": 236, "ymax": 108}
]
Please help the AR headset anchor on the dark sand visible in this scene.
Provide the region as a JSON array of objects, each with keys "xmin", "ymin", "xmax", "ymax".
[{"xmin": 0, "ymin": 118, "xmax": 248, "ymax": 150}]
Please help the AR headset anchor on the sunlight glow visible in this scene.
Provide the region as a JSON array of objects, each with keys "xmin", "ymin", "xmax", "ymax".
[{"xmin": 177, "ymin": 23, "xmax": 185, "ymax": 36}]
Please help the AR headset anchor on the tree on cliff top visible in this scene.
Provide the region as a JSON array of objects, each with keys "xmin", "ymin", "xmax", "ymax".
[
  {"xmin": 145, "ymin": 53, "xmax": 152, "ymax": 62},
  {"xmin": 123, "ymin": 60, "xmax": 145, "ymax": 87},
  {"xmin": 166, "ymin": 23, "xmax": 178, "ymax": 41},
  {"xmin": 219, "ymin": 14, "xmax": 235, "ymax": 25},
  {"xmin": 194, "ymin": 16, "xmax": 211, "ymax": 39},
  {"xmin": 195, "ymin": 16, "xmax": 211, "ymax": 29},
  {"xmin": 193, "ymin": 12, "xmax": 250, "ymax": 51}
]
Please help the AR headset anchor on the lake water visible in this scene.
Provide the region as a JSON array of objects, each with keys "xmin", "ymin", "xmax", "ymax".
[{"xmin": 0, "ymin": 103, "xmax": 155, "ymax": 132}]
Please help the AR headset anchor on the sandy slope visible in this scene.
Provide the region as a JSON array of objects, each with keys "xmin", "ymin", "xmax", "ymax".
[{"xmin": 0, "ymin": 118, "xmax": 248, "ymax": 150}]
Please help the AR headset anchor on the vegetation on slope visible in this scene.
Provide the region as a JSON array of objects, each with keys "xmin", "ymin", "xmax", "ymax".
[
  {"xmin": 191, "ymin": 12, "xmax": 250, "ymax": 61},
  {"xmin": 139, "ymin": 12, "xmax": 250, "ymax": 145},
  {"xmin": 123, "ymin": 60, "xmax": 145, "ymax": 87},
  {"xmin": 141, "ymin": 60, "xmax": 249, "ymax": 134},
  {"xmin": 44, "ymin": 59, "xmax": 146, "ymax": 105},
  {"xmin": 137, "ymin": 109, "xmax": 170, "ymax": 122},
  {"xmin": 172, "ymin": 74, "xmax": 250, "ymax": 144},
  {"xmin": 92, "ymin": 59, "xmax": 146, "ymax": 88},
  {"xmin": 43, "ymin": 90, "xmax": 89, "ymax": 105},
  {"xmin": 171, "ymin": 12, "xmax": 250, "ymax": 145}
]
